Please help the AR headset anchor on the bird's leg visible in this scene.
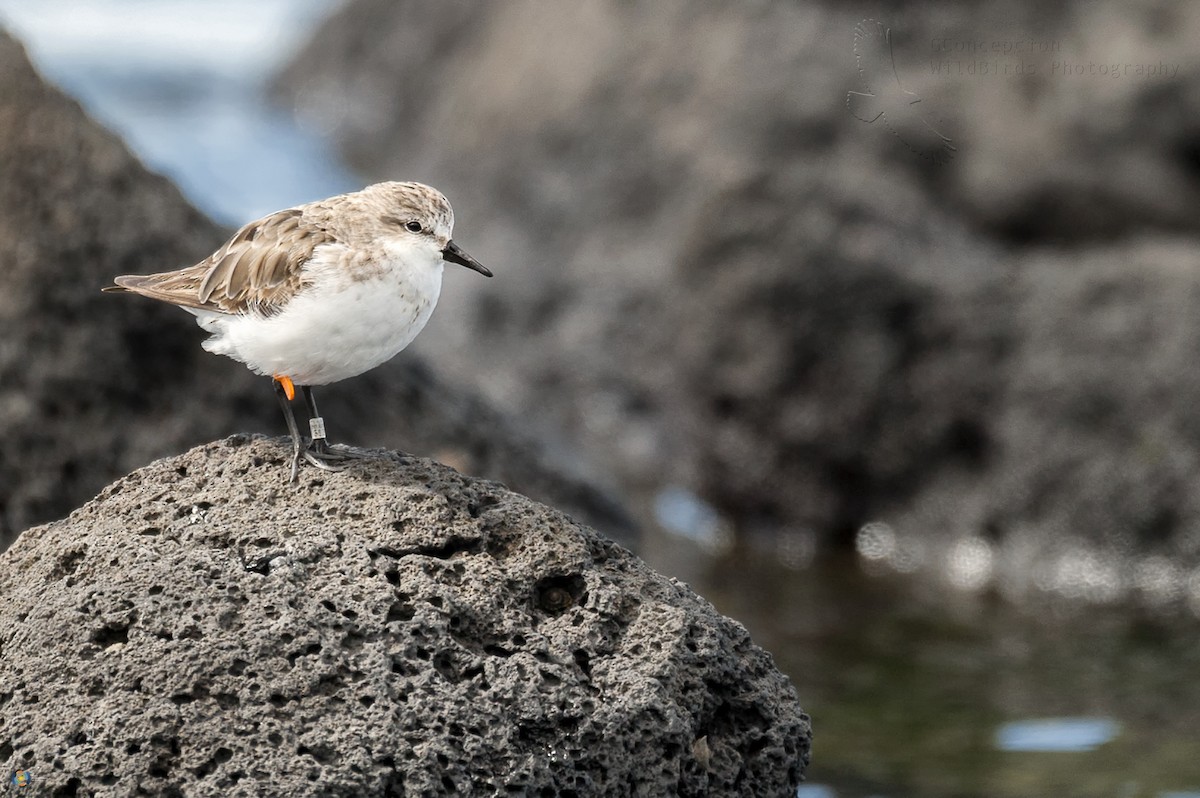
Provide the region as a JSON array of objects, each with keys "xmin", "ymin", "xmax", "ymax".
[
  {"xmin": 299, "ymin": 386, "xmax": 366, "ymax": 467},
  {"xmin": 301, "ymin": 385, "xmax": 333, "ymax": 458},
  {"xmin": 273, "ymin": 376, "xmax": 303, "ymax": 483}
]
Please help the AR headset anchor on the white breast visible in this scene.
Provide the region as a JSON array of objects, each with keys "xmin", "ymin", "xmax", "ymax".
[{"xmin": 194, "ymin": 243, "xmax": 445, "ymax": 386}]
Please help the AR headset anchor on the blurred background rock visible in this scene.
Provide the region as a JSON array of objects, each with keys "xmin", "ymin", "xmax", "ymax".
[
  {"xmin": 3, "ymin": 0, "xmax": 1200, "ymax": 795},
  {"xmin": 273, "ymin": 0, "xmax": 1200, "ymax": 587}
]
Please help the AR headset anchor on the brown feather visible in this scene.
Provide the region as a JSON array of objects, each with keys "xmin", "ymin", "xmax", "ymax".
[{"xmin": 108, "ymin": 207, "xmax": 336, "ymax": 316}]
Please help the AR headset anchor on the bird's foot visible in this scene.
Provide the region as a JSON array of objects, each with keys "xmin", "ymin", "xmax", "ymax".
[
  {"xmin": 302, "ymin": 438, "xmax": 349, "ymax": 471},
  {"xmin": 301, "ymin": 438, "xmax": 371, "ymax": 470}
]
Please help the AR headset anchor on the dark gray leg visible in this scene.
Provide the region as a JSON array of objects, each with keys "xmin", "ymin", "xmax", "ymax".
[
  {"xmin": 300, "ymin": 386, "xmax": 366, "ymax": 467},
  {"xmin": 302, "ymin": 385, "xmax": 332, "ymax": 458},
  {"xmin": 273, "ymin": 379, "xmax": 303, "ymax": 483}
]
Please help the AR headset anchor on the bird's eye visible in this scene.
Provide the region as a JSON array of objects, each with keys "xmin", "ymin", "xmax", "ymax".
[{"xmin": 404, "ymin": 221, "xmax": 423, "ymax": 233}]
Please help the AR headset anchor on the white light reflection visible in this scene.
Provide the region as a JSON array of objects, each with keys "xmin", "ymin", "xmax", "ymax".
[
  {"xmin": 653, "ymin": 486, "xmax": 731, "ymax": 553},
  {"xmin": 796, "ymin": 785, "xmax": 837, "ymax": 798},
  {"xmin": 994, "ymin": 717, "xmax": 1120, "ymax": 752},
  {"xmin": 947, "ymin": 536, "xmax": 994, "ymax": 591},
  {"xmin": 1036, "ymin": 547, "xmax": 1124, "ymax": 603},
  {"xmin": 1132, "ymin": 555, "xmax": 1183, "ymax": 605},
  {"xmin": 855, "ymin": 521, "xmax": 896, "ymax": 561}
]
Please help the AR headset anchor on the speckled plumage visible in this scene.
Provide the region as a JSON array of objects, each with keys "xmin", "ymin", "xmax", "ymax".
[
  {"xmin": 106, "ymin": 181, "xmax": 491, "ymax": 481},
  {"xmin": 107, "ymin": 181, "xmax": 489, "ymax": 385}
]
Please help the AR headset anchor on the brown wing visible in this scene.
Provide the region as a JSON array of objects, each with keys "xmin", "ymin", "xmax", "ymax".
[{"xmin": 104, "ymin": 208, "xmax": 337, "ymax": 316}]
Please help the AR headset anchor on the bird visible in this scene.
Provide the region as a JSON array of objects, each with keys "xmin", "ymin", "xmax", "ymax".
[
  {"xmin": 846, "ymin": 19, "xmax": 956, "ymax": 163},
  {"xmin": 104, "ymin": 181, "xmax": 492, "ymax": 481}
]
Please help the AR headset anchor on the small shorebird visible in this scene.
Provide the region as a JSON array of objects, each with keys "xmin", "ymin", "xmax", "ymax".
[{"xmin": 105, "ymin": 181, "xmax": 492, "ymax": 481}]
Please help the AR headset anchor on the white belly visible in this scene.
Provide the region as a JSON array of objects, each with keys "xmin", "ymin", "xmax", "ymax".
[{"xmin": 195, "ymin": 248, "xmax": 444, "ymax": 386}]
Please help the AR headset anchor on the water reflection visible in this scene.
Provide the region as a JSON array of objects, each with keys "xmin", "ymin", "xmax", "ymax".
[
  {"xmin": 796, "ymin": 785, "xmax": 837, "ymax": 798},
  {"xmin": 994, "ymin": 717, "xmax": 1120, "ymax": 752},
  {"xmin": 645, "ymin": 531, "xmax": 1200, "ymax": 798}
]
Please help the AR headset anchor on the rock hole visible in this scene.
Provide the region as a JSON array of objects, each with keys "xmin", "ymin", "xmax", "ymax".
[
  {"xmin": 297, "ymin": 744, "xmax": 334, "ymax": 764},
  {"xmin": 91, "ymin": 623, "xmax": 130, "ymax": 648},
  {"xmin": 56, "ymin": 776, "xmax": 83, "ymax": 796},
  {"xmin": 391, "ymin": 657, "xmax": 419, "ymax": 677},
  {"xmin": 573, "ymin": 649, "xmax": 592, "ymax": 679},
  {"xmin": 215, "ymin": 693, "xmax": 240, "ymax": 709},
  {"xmin": 52, "ymin": 549, "xmax": 85, "ymax": 581},
  {"xmin": 534, "ymin": 574, "xmax": 587, "ymax": 614},
  {"xmin": 386, "ymin": 601, "xmax": 414, "ymax": 623},
  {"xmin": 243, "ymin": 554, "xmax": 277, "ymax": 575},
  {"xmin": 468, "ymin": 495, "xmax": 501, "ymax": 518}
]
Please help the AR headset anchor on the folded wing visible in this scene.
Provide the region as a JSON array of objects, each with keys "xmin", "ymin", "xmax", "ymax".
[{"xmin": 106, "ymin": 208, "xmax": 335, "ymax": 317}]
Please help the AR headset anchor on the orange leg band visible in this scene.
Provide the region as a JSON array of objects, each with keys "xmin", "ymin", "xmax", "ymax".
[{"xmin": 273, "ymin": 375, "xmax": 296, "ymax": 401}]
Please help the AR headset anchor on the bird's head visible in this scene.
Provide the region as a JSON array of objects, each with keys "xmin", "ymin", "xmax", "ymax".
[{"xmin": 370, "ymin": 181, "xmax": 492, "ymax": 277}]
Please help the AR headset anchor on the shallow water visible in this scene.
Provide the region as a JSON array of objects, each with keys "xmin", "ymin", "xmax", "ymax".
[
  {"xmin": 646, "ymin": 537, "xmax": 1200, "ymax": 798},
  {"xmin": 5, "ymin": 3, "xmax": 1200, "ymax": 795}
]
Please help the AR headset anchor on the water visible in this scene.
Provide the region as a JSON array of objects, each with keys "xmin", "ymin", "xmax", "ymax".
[
  {"xmin": 994, "ymin": 717, "xmax": 1121, "ymax": 753},
  {"xmin": 657, "ymin": 539, "xmax": 1200, "ymax": 798},
  {"xmin": 4, "ymin": 4, "xmax": 1199, "ymax": 795}
]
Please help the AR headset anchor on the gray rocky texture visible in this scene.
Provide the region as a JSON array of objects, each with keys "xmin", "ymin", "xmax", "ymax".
[
  {"xmin": 0, "ymin": 28, "xmax": 633, "ymax": 551},
  {"xmin": 274, "ymin": 0, "xmax": 1200, "ymax": 563},
  {"xmin": 886, "ymin": 237, "xmax": 1200, "ymax": 590},
  {"xmin": 668, "ymin": 164, "xmax": 1010, "ymax": 540},
  {"xmin": 0, "ymin": 436, "xmax": 810, "ymax": 796}
]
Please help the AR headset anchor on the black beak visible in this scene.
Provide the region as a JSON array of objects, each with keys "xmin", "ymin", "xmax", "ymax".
[{"xmin": 442, "ymin": 239, "xmax": 492, "ymax": 277}]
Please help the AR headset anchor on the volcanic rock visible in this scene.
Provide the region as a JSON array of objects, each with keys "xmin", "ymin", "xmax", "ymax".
[{"xmin": 0, "ymin": 436, "xmax": 810, "ymax": 796}]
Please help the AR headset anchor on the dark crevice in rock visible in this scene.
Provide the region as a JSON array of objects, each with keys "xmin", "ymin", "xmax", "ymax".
[
  {"xmin": 370, "ymin": 536, "xmax": 483, "ymax": 561},
  {"xmin": 534, "ymin": 574, "xmax": 586, "ymax": 614},
  {"xmin": 90, "ymin": 622, "xmax": 131, "ymax": 648}
]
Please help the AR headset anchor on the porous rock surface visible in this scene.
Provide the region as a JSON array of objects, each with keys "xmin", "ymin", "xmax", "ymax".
[
  {"xmin": 0, "ymin": 27, "xmax": 633, "ymax": 550},
  {"xmin": 0, "ymin": 436, "xmax": 810, "ymax": 796}
]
